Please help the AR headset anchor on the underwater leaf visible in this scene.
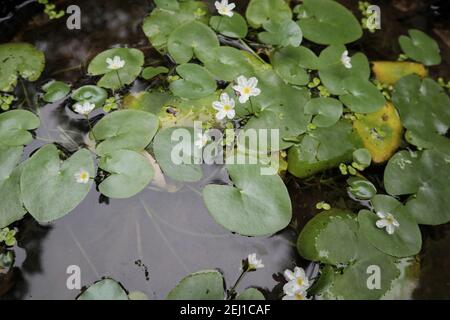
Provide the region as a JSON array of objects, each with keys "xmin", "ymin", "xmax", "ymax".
[
  {"xmin": 304, "ymin": 97, "xmax": 343, "ymax": 128},
  {"xmin": 384, "ymin": 149, "xmax": 450, "ymax": 225},
  {"xmin": 42, "ymin": 80, "xmax": 70, "ymax": 103},
  {"xmin": 21, "ymin": 144, "xmax": 95, "ymax": 223},
  {"xmin": 297, "ymin": 0, "xmax": 362, "ymax": 45},
  {"xmin": 210, "ymin": 13, "xmax": 248, "ymax": 39},
  {"xmin": 352, "ymin": 102, "xmax": 403, "ymax": 163},
  {"xmin": 0, "ymin": 146, "xmax": 26, "ymax": 228},
  {"xmin": 358, "ymin": 195, "xmax": 422, "ymax": 258},
  {"xmin": 169, "ymin": 63, "xmax": 217, "ymax": 100},
  {"xmin": 203, "ymin": 164, "xmax": 292, "ymax": 236},
  {"xmin": 372, "ymin": 61, "xmax": 427, "ymax": 85},
  {"xmin": 87, "ymin": 48, "xmax": 144, "ymax": 90},
  {"xmin": 167, "ymin": 21, "xmax": 219, "ymax": 64},
  {"xmin": 245, "ymin": 0, "xmax": 292, "ymax": 29},
  {"xmin": 0, "ymin": 43, "xmax": 45, "ymax": 92},
  {"xmin": 399, "ymin": 29, "xmax": 441, "ymax": 66},
  {"xmin": 77, "ymin": 279, "xmax": 128, "ymax": 300},
  {"xmin": 71, "ymin": 85, "xmax": 108, "ymax": 107},
  {"xmin": 347, "ymin": 177, "xmax": 377, "ymax": 200},
  {"xmin": 142, "ymin": 1, "xmax": 209, "ymax": 52},
  {"xmin": 141, "ymin": 66, "xmax": 169, "ymax": 80},
  {"xmin": 297, "ymin": 209, "xmax": 359, "ymax": 265},
  {"xmin": 0, "ymin": 110, "xmax": 40, "ymax": 147},
  {"xmin": 339, "ymin": 77, "xmax": 386, "ymax": 113},
  {"xmin": 258, "ymin": 20, "xmax": 302, "ymax": 47},
  {"xmin": 271, "ymin": 46, "xmax": 318, "ymax": 86},
  {"xmin": 92, "ymin": 109, "xmax": 159, "ymax": 156},
  {"xmin": 98, "ymin": 149, "xmax": 154, "ymax": 199},
  {"xmin": 153, "ymin": 127, "xmax": 203, "ymax": 182},
  {"xmin": 318, "ymin": 46, "xmax": 370, "ymax": 95},
  {"xmin": 201, "ymin": 47, "xmax": 254, "ymax": 81},
  {"xmin": 167, "ymin": 270, "xmax": 225, "ymax": 300},
  {"xmin": 236, "ymin": 288, "xmax": 265, "ymax": 300}
]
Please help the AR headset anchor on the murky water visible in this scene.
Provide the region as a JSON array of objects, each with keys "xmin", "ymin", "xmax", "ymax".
[{"xmin": 1, "ymin": 0, "xmax": 449, "ymax": 299}]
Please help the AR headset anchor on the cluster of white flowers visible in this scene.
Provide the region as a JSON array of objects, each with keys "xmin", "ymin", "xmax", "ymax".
[
  {"xmin": 106, "ymin": 55, "xmax": 126, "ymax": 70},
  {"xmin": 282, "ymin": 266, "xmax": 311, "ymax": 300},
  {"xmin": 73, "ymin": 101, "xmax": 95, "ymax": 115}
]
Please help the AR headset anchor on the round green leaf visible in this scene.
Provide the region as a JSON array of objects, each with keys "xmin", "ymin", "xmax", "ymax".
[
  {"xmin": 347, "ymin": 177, "xmax": 376, "ymax": 200},
  {"xmin": 297, "ymin": 0, "xmax": 362, "ymax": 45},
  {"xmin": 153, "ymin": 127, "xmax": 203, "ymax": 182},
  {"xmin": 339, "ymin": 78, "xmax": 385, "ymax": 113},
  {"xmin": 304, "ymin": 97, "xmax": 343, "ymax": 127},
  {"xmin": 87, "ymin": 48, "xmax": 144, "ymax": 90},
  {"xmin": 297, "ymin": 209, "xmax": 359, "ymax": 265},
  {"xmin": 21, "ymin": 144, "xmax": 95, "ymax": 223},
  {"xmin": 245, "ymin": 0, "xmax": 292, "ymax": 29},
  {"xmin": 271, "ymin": 46, "xmax": 318, "ymax": 85},
  {"xmin": 0, "ymin": 43, "xmax": 45, "ymax": 92},
  {"xmin": 92, "ymin": 110, "xmax": 159, "ymax": 156},
  {"xmin": 210, "ymin": 13, "xmax": 248, "ymax": 39},
  {"xmin": 258, "ymin": 20, "xmax": 302, "ymax": 47},
  {"xmin": 0, "ymin": 110, "xmax": 40, "ymax": 147},
  {"xmin": 201, "ymin": 47, "xmax": 254, "ymax": 81},
  {"xmin": 352, "ymin": 148, "xmax": 372, "ymax": 169},
  {"xmin": 236, "ymin": 288, "xmax": 265, "ymax": 300},
  {"xmin": 399, "ymin": 29, "xmax": 441, "ymax": 66},
  {"xmin": 203, "ymin": 164, "xmax": 292, "ymax": 236},
  {"xmin": 169, "ymin": 63, "xmax": 217, "ymax": 100},
  {"xmin": 42, "ymin": 80, "xmax": 70, "ymax": 103},
  {"xmin": 71, "ymin": 85, "xmax": 108, "ymax": 106},
  {"xmin": 167, "ymin": 21, "xmax": 219, "ymax": 64},
  {"xmin": 98, "ymin": 149, "xmax": 154, "ymax": 199},
  {"xmin": 141, "ymin": 66, "xmax": 169, "ymax": 80},
  {"xmin": 77, "ymin": 279, "xmax": 128, "ymax": 300},
  {"xmin": 358, "ymin": 195, "xmax": 422, "ymax": 257},
  {"xmin": 167, "ymin": 270, "xmax": 225, "ymax": 300}
]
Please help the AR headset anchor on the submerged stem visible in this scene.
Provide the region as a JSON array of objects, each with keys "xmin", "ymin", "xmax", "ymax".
[{"xmin": 238, "ymin": 39, "xmax": 266, "ymax": 64}]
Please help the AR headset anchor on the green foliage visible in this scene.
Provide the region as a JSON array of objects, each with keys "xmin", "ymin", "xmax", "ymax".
[
  {"xmin": 0, "ymin": 227, "xmax": 17, "ymax": 246},
  {"xmin": 167, "ymin": 270, "xmax": 225, "ymax": 300},
  {"xmin": 210, "ymin": 13, "xmax": 248, "ymax": 39},
  {"xmin": 71, "ymin": 85, "xmax": 108, "ymax": 107},
  {"xmin": 141, "ymin": 66, "xmax": 169, "ymax": 80},
  {"xmin": 42, "ymin": 80, "xmax": 70, "ymax": 103},
  {"xmin": 169, "ymin": 64, "xmax": 217, "ymax": 99},
  {"xmin": 258, "ymin": 20, "xmax": 302, "ymax": 47},
  {"xmin": 77, "ymin": 279, "xmax": 128, "ymax": 300},
  {"xmin": 245, "ymin": 0, "xmax": 292, "ymax": 29},
  {"xmin": 399, "ymin": 29, "xmax": 441, "ymax": 66}
]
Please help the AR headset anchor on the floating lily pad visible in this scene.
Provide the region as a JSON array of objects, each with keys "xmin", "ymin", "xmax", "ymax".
[
  {"xmin": 304, "ymin": 97, "xmax": 343, "ymax": 127},
  {"xmin": 347, "ymin": 177, "xmax": 377, "ymax": 200},
  {"xmin": 92, "ymin": 110, "xmax": 159, "ymax": 156},
  {"xmin": 0, "ymin": 110, "xmax": 40, "ymax": 147},
  {"xmin": 203, "ymin": 164, "xmax": 292, "ymax": 236},
  {"xmin": 167, "ymin": 270, "xmax": 225, "ymax": 300},
  {"xmin": 123, "ymin": 90, "xmax": 172, "ymax": 114},
  {"xmin": 88, "ymin": 48, "xmax": 144, "ymax": 90},
  {"xmin": 98, "ymin": 149, "xmax": 154, "ymax": 199},
  {"xmin": 271, "ymin": 46, "xmax": 318, "ymax": 86},
  {"xmin": 77, "ymin": 279, "xmax": 128, "ymax": 300},
  {"xmin": 318, "ymin": 46, "xmax": 370, "ymax": 95},
  {"xmin": 201, "ymin": 47, "xmax": 254, "ymax": 81},
  {"xmin": 352, "ymin": 148, "xmax": 372, "ymax": 169},
  {"xmin": 297, "ymin": 0, "xmax": 362, "ymax": 45},
  {"xmin": 153, "ymin": 127, "xmax": 203, "ymax": 182},
  {"xmin": 372, "ymin": 61, "xmax": 427, "ymax": 85},
  {"xmin": 384, "ymin": 149, "xmax": 450, "ymax": 225},
  {"xmin": 352, "ymin": 102, "xmax": 403, "ymax": 163},
  {"xmin": 167, "ymin": 21, "xmax": 219, "ymax": 64},
  {"xmin": 154, "ymin": 0, "xmax": 179, "ymax": 11},
  {"xmin": 339, "ymin": 77, "xmax": 385, "ymax": 113},
  {"xmin": 71, "ymin": 85, "xmax": 108, "ymax": 107},
  {"xmin": 0, "ymin": 146, "xmax": 26, "ymax": 228},
  {"xmin": 399, "ymin": 29, "xmax": 441, "ymax": 66},
  {"xmin": 169, "ymin": 63, "xmax": 216, "ymax": 100},
  {"xmin": 0, "ymin": 43, "xmax": 45, "ymax": 92},
  {"xmin": 141, "ymin": 66, "xmax": 169, "ymax": 80},
  {"xmin": 236, "ymin": 288, "xmax": 265, "ymax": 300},
  {"xmin": 258, "ymin": 20, "xmax": 302, "ymax": 47},
  {"xmin": 142, "ymin": 1, "xmax": 209, "ymax": 52},
  {"xmin": 358, "ymin": 195, "xmax": 422, "ymax": 257},
  {"xmin": 42, "ymin": 80, "xmax": 70, "ymax": 103},
  {"xmin": 21, "ymin": 144, "xmax": 95, "ymax": 223},
  {"xmin": 245, "ymin": 0, "xmax": 292, "ymax": 29},
  {"xmin": 210, "ymin": 13, "xmax": 248, "ymax": 39}
]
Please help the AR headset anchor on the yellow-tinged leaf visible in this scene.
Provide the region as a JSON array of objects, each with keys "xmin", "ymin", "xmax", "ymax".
[
  {"xmin": 372, "ymin": 61, "xmax": 427, "ymax": 85},
  {"xmin": 353, "ymin": 102, "xmax": 402, "ymax": 163}
]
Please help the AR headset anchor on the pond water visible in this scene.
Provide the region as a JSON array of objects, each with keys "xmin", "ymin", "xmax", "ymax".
[{"xmin": 1, "ymin": 0, "xmax": 449, "ymax": 299}]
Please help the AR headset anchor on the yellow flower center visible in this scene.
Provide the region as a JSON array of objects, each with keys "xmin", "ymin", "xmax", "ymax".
[
  {"xmin": 386, "ymin": 215, "xmax": 395, "ymax": 224},
  {"xmin": 295, "ymin": 293, "xmax": 305, "ymax": 300},
  {"xmin": 243, "ymin": 87, "xmax": 251, "ymax": 95},
  {"xmin": 297, "ymin": 278, "xmax": 303, "ymax": 287},
  {"xmin": 80, "ymin": 172, "xmax": 89, "ymax": 180},
  {"xmin": 223, "ymin": 104, "xmax": 232, "ymax": 111}
]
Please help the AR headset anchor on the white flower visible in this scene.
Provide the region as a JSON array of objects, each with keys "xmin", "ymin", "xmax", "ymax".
[
  {"xmin": 282, "ymin": 289, "xmax": 310, "ymax": 300},
  {"xmin": 74, "ymin": 169, "xmax": 90, "ymax": 184},
  {"xmin": 340, "ymin": 50, "xmax": 352, "ymax": 69},
  {"xmin": 215, "ymin": 0, "xmax": 235, "ymax": 17},
  {"xmin": 283, "ymin": 266, "xmax": 310, "ymax": 293},
  {"xmin": 212, "ymin": 92, "xmax": 236, "ymax": 120},
  {"xmin": 247, "ymin": 253, "xmax": 264, "ymax": 270},
  {"xmin": 232, "ymin": 76, "xmax": 261, "ymax": 103},
  {"xmin": 73, "ymin": 101, "xmax": 95, "ymax": 115},
  {"xmin": 376, "ymin": 211, "xmax": 400, "ymax": 235},
  {"xmin": 106, "ymin": 55, "xmax": 126, "ymax": 70},
  {"xmin": 195, "ymin": 132, "xmax": 209, "ymax": 149}
]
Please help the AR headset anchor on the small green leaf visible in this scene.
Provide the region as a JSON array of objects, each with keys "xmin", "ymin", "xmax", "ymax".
[
  {"xmin": 399, "ymin": 29, "xmax": 441, "ymax": 66},
  {"xmin": 141, "ymin": 66, "xmax": 169, "ymax": 80},
  {"xmin": 201, "ymin": 47, "xmax": 254, "ymax": 81},
  {"xmin": 352, "ymin": 148, "xmax": 372, "ymax": 169},
  {"xmin": 77, "ymin": 279, "xmax": 128, "ymax": 300},
  {"xmin": 71, "ymin": 85, "xmax": 108, "ymax": 107},
  {"xmin": 304, "ymin": 97, "xmax": 343, "ymax": 127},
  {"xmin": 258, "ymin": 20, "xmax": 302, "ymax": 47},
  {"xmin": 0, "ymin": 110, "xmax": 40, "ymax": 147},
  {"xmin": 236, "ymin": 288, "xmax": 265, "ymax": 300},
  {"xmin": 210, "ymin": 13, "xmax": 248, "ymax": 39},
  {"xmin": 167, "ymin": 270, "xmax": 225, "ymax": 300},
  {"xmin": 42, "ymin": 80, "xmax": 70, "ymax": 103},
  {"xmin": 169, "ymin": 63, "xmax": 217, "ymax": 100},
  {"xmin": 339, "ymin": 78, "xmax": 385, "ymax": 113},
  {"xmin": 347, "ymin": 177, "xmax": 376, "ymax": 200},
  {"xmin": 245, "ymin": 0, "xmax": 292, "ymax": 29}
]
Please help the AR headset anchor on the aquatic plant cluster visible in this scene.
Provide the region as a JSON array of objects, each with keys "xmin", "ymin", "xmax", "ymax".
[{"xmin": 0, "ymin": 0, "xmax": 449, "ymax": 299}]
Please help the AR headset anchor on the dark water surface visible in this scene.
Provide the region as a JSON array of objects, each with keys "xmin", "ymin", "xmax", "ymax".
[{"xmin": 1, "ymin": 0, "xmax": 449, "ymax": 299}]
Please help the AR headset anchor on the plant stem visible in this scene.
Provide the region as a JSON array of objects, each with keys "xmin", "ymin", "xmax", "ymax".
[
  {"xmin": 227, "ymin": 269, "xmax": 248, "ymax": 299},
  {"xmin": 216, "ymin": 16, "xmax": 223, "ymax": 31},
  {"xmin": 116, "ymin": 70, "xmax": 123, "ymax": 88},
  {"xmin": 239, "ymin": 39, "xmax": 266, "ymax": 64}
]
